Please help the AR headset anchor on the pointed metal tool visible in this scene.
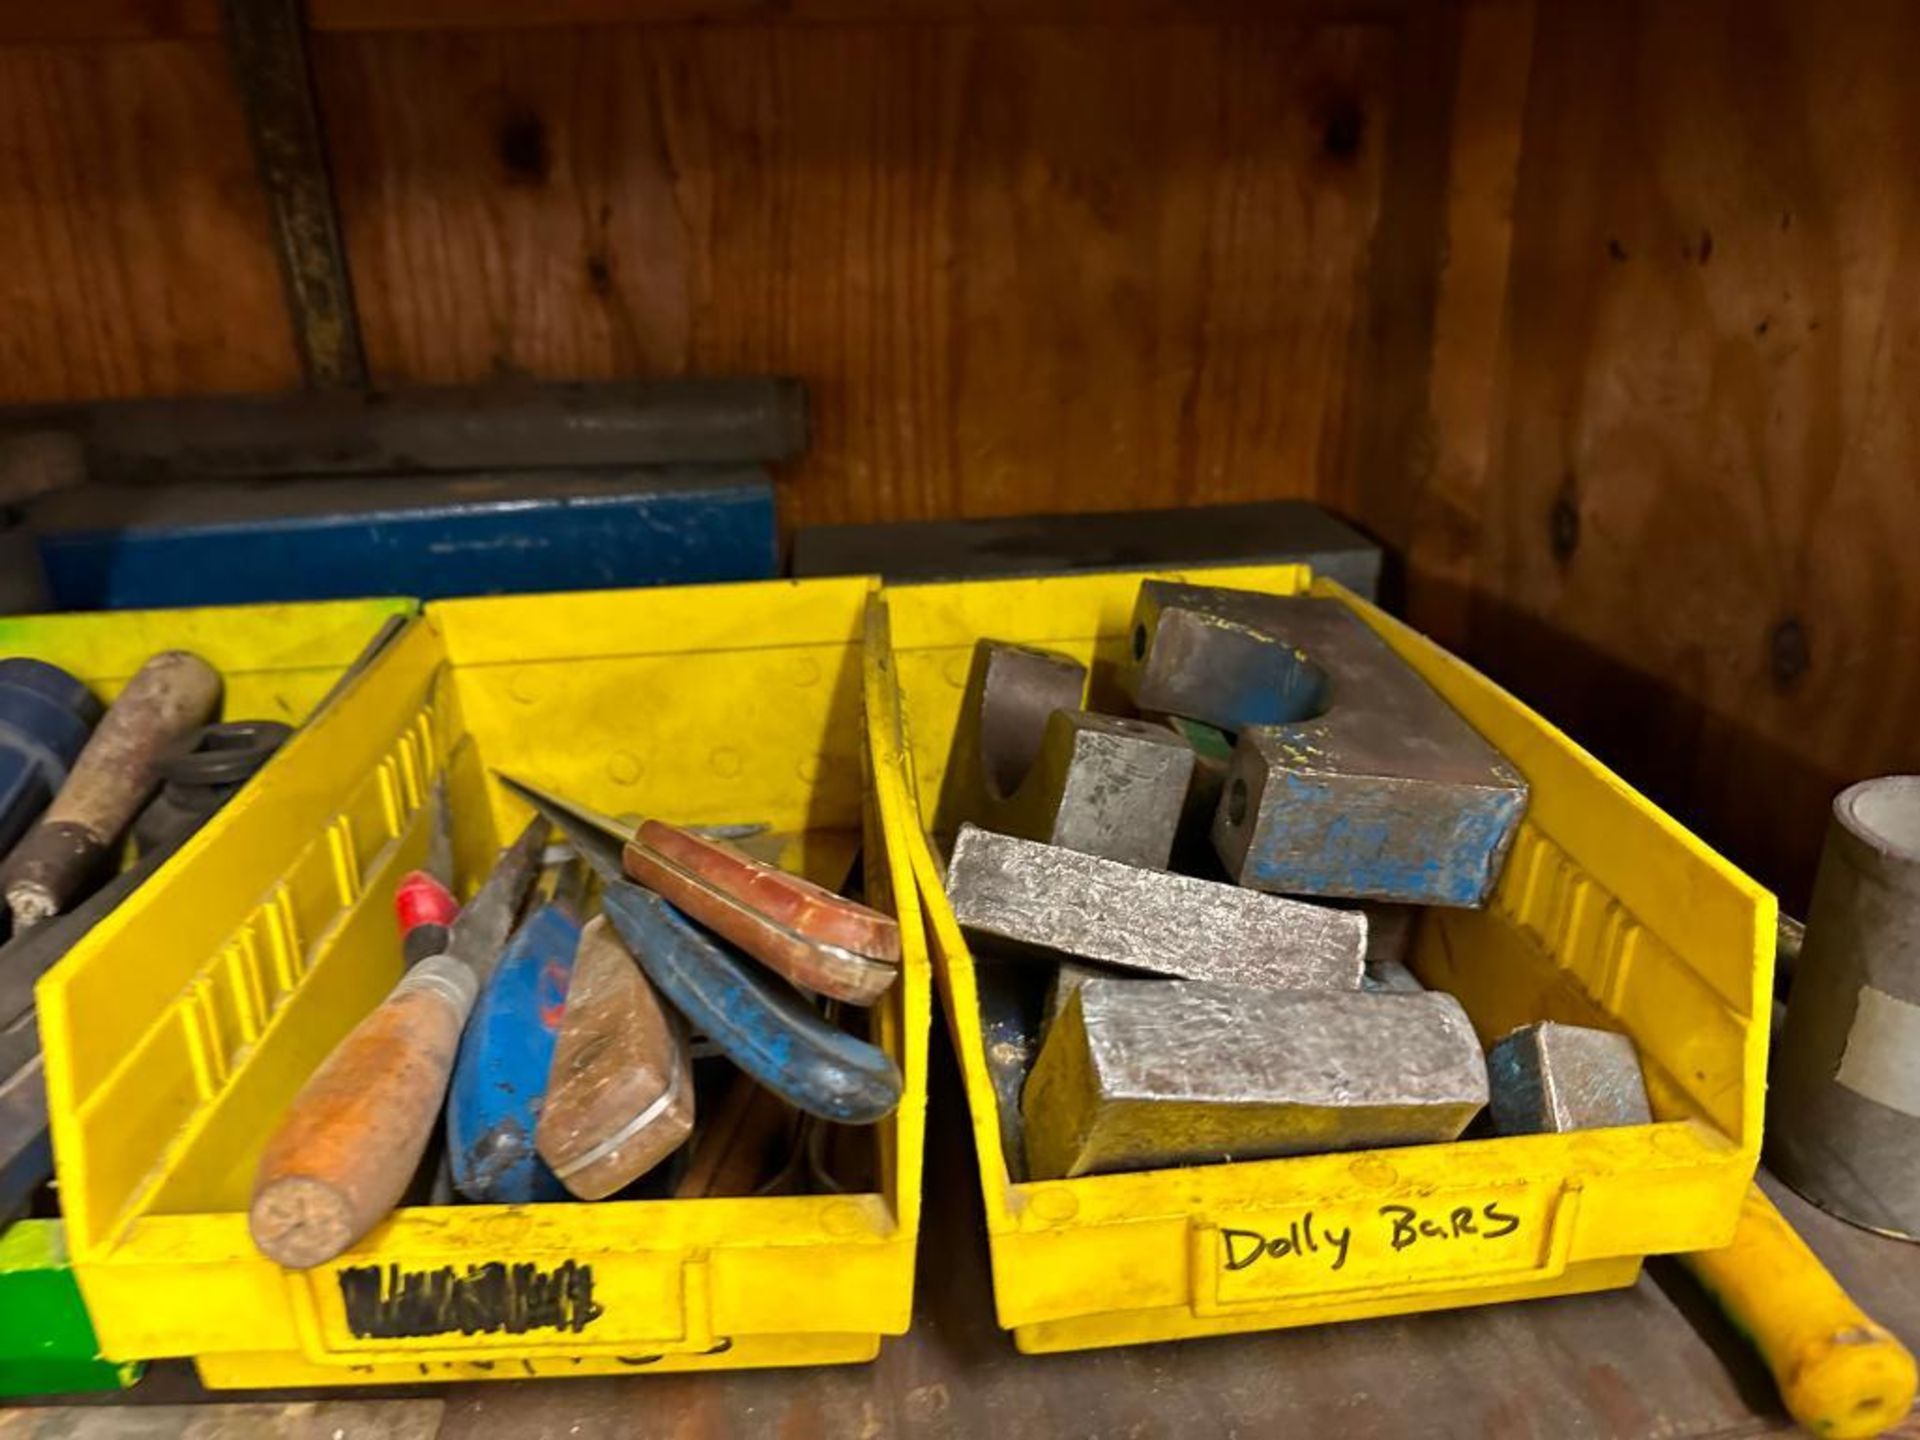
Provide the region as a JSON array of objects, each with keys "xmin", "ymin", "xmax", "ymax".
[
  {"xmin": 497, "ymin": 773, "xmax": 900, "ymax": 1005},
  {"xmin": 394, "ymin": 775, "xmax": 458, "ymax": 966},
  {"xmin": 506, "ymin": 778, "xmax": 903, "ymax": 1125}
]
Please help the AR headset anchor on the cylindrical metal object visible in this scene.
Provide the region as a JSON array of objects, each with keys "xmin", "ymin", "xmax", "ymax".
[
  {"xmin": 1769, "ymin": 776, "xmax": 1920, "ymax": 1237},
  {"xmin": 1, "ymin": 651, "xmax": 221, "ymax": 929},
  {"xmin": 130, "ymin": 718, "xmax": 292, "ymax": 856},
  {"xmin": 3, "ymin": 377, "xmax": 809, "ymax": 483}
]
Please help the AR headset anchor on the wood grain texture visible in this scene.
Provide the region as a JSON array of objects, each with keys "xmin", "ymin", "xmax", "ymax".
[
  {"xmin": 1384, "ymin": 0, "xmax": 1920, "ymax": 910},
  {"xmin": 0, "ymin": 39, "xmax": 299, "ymax": 403},
  {"xmin": 311, "ymin": 21, "xmax": 1389, "ymax": 526},
  {"xmin": 0, "ymin": 1401, "xmax": 445, "ymax": 1440},
  {"xmin": 310, "ymin": 0, "xmax": 1411, "ymax": 29},
  {"xmin": 1333, "ymin": 0, "xmax": 1458, "ymax": 592},
  {"xmin": 0, "ymin": 1, "xmax": 1408, "ymax": 43},
  {"xmin": 1391, "ymin": 0, "xmax": 1533, "ymax": 643},
  {"xmin": 632, "ymin": 820, "xmax": 899, "ymax": 958}
]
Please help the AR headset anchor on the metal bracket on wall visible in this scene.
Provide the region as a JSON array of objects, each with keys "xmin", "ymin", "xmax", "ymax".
[{"xmin": 221, "ymin": 0, "xmax": 368, "ymax": 389}]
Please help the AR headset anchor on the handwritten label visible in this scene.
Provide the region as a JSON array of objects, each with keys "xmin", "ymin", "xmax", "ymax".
[
  {"xmin": 338, "ymin": 1259, "xmax": 603, "ymax": 1339},
  {"xmin": 1206, "ymin": 1188, "xmax": 1551, "ymax": 1305}
]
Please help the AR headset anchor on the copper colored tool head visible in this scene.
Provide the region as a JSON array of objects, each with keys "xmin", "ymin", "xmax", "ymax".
[{"xmin": 624, "ymin": 823, "xmax": 899, "ymax": 1005}]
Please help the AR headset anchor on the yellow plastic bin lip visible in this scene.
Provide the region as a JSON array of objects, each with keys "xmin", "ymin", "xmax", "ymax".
[
  {"xmin": 34, "ymin": 578, "xmax": 931, "ymax": 1386},
  {"xmin": 869, "ymin": 566, "xmax": 1772, "ymax": 1349},
  {"xmin": 0, "ymin": 598, "xmax": 414, "ymax": 698}
]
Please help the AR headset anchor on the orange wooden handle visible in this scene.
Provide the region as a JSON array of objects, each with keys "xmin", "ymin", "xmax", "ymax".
[
  {"xmin": 249, "ymin": 958, "xmax": 476, "ymax": 1268},
  {"xmin": 629, "ymin": 819, "xmax": 901, "ymax": 962}
]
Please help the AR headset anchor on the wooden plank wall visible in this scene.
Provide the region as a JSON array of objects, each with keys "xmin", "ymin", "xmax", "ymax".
[
  {"xmin": 1367, "ymin": 0, "xmax": 1920, "ymax": 906},
  {"xmin": 6, "ymin": 0, "xmax": 1915, "ymax": 903},
  {"xmin": 0, "ymin": 37, "xmax": 299, "ymax": 399},
  {"xmin": 0, "ymin": 6, "xmax": 1400, "ymax": 531}
]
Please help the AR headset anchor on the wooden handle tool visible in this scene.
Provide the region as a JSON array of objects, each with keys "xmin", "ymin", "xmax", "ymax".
[
  {"xmin": 624, "ymin": 828, "xmax": 898, "ymax": 1005},
  {"xmin": 512, "ymin": 784, "xmax": 904, "ymax": 1125},
  {"xmin": 631, "ymin": 820, "xmax": 898, "ymax": 961},
  {"xmin": 1681, "ymin": 1184, "xmax": 1917, "ymax": 1439},
  {"xmin": 537, "ymin": 914, "xmax": 695, "ymax": 1199},
  {"xmin": 2, "ymin": 650, "xmax": 221, "ymax": 930},
  {"xmin": 494, "ymin": 773, "xmax": 900, "ymax": 1004},
  {"xmin": 249, "ymin": 815, "xmax": 547, "ymax": 1268}
]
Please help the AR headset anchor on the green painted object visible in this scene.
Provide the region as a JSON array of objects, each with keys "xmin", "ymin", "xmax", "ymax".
[{"xmin": 0, "ymin": 1220, "xmax": 141, "ymax": 1397}]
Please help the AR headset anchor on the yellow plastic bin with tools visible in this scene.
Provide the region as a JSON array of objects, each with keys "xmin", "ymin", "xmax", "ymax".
[
  {"xmin": 37, "ymin": 577, "xmax": 930, "ymax": 1387},
  {"xmin": 0, "ymin": 598, "xmax": 410, "ymax": 1396},
  {"xmin": 869, "ymin": 564, "xmax": 1773, "ymax": 1353}
]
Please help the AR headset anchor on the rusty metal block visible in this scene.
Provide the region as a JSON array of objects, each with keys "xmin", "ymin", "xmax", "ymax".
[
  {"xmin": 946, "ymin": 824, "xmax": 1365, "ymax": 991},
  {"xmin": 936, "ymin": 639, "xmax": 1085, "ymax": 838},
  {"xmin": 1120, "ymin": 582, "xmax": 1526, "ymax": 906},
  {"xmin": 937, "ymin": 640, "xmax": 1193, "ymax": 868},
  {"xmin": 1023, "ymin": 981, "xmax": 1488, "ymax": 1179},
  {"xmin": 1122, "ymin": 584, "xmax": 1330, "ymax": 730},
  {"xmin": 1486, "ymin": 1022, "xmax": 1651, "ymax": 1135}
]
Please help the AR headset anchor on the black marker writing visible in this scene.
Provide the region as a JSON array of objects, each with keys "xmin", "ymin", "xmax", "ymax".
[
  {"xmin": 1380, "ymin": 1201, "xmax": 1524, "ymax": 1253},
  {"xmin": 1481, "ymin": 1201, "xmax": 1520, "ymax": 1238},
  {"xmin": 1219, "ymin": 1212, "xmax": 1352, "ymax": 1273},
  {"xmin": 339, "ymin": 1259, "xmax": 602, "ymax": 1340}
]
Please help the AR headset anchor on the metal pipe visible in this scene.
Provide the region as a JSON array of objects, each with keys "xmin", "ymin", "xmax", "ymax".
[
  {"xmin": 1, "ymin": 379, "xmax": 809, "ymax": 483},
  {"xmin": 1768, "ymin": 775, "xmax": 1920, "ymax": 1237}
]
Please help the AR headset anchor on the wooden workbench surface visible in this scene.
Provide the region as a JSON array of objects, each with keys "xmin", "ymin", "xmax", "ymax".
[{"xmin": 9, "ymin": 1036, "xmax": 1920, "ymax": 1439}]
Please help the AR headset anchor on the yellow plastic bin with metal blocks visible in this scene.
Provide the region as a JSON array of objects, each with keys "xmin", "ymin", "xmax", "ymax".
[
  {"xmin": 38, "ymin": 577, "xmax": 931, "ymax": 1388},
  {"xmin": 870, "ymin": 564, "xmax": 1773, "ymax": 1353}
]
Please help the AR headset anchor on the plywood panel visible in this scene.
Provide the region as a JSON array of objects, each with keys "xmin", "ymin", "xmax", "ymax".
[
  {"xmin": 312, "ymin": 21, "xmax": 1390, "ymax": 526},
  {"xmin": 0, "ymin": 0, "xmax": 1408, "ymax": 43},
  {"xmin": 1387, "ymin": 0, "xmax": 1920, "ymax": 907},
  {"xmin": 0, "ymin": 40, "xmax": 299, "ymax": 402}
]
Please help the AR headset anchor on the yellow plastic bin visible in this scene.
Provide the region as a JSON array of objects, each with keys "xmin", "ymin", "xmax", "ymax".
[
  {"xmin": 38, "ymin": 578, "xmax": 930, "ymax": 1388},
  {"xmin": 870, "ymin": 565, "xmax": 1772, "ymax": 1353},
  {"xmin": 0, "ymin": 600, "xmax": 410, "ymax": 723},
  {"xmin": 0, "ymin": 598, "xmax": 410, "ymax": 1393}
]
